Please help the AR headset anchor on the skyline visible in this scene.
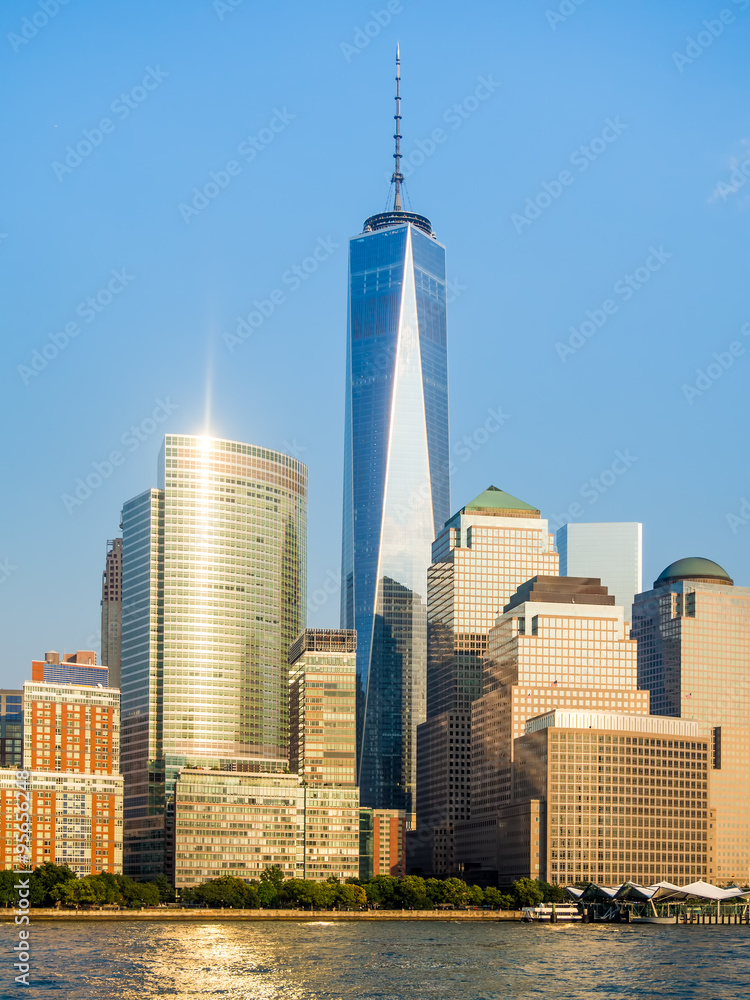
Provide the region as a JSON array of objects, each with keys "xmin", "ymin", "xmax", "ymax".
[{"xmin": 3, "ymin": 0, "xmax": 750, "ymax": 688}]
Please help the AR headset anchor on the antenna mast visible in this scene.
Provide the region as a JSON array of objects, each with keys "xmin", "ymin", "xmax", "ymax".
[{"xmin": 392, "ymin": 45, "xmax": 403, "ymax": 211}]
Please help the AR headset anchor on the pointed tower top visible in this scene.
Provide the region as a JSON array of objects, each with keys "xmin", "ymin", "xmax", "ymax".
[
  {"xmin": 392, "ymin": 44, "xmax": 403, "ymax": 211},
  {"xmin": 362, "ymin": 49, "xmax": 435, "ymax": 238},
  {"xmin": 458, "ymin": 486, "xmax": 541, "ymax": 519}
]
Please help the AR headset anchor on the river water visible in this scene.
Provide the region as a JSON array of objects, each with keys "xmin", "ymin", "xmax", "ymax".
[{"xmin": 3, "ymin": 920, "xmax": 749, "ymax": 999}]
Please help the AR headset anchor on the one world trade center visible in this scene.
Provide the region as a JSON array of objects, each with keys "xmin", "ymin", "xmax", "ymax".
[{"xmin": 340, "ymin": 50, "xmax": 450, "ymax": 821}]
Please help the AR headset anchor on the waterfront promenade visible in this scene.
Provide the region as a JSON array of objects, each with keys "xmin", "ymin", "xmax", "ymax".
[{"xmin": 1, "ymin": 907, "xmax": 521, "ymax": 922}]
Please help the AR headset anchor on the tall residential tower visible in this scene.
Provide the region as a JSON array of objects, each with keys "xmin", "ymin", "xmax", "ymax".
[{"xmin": 340, "ymin": 50, "xmax": 450, "ymax": 820}]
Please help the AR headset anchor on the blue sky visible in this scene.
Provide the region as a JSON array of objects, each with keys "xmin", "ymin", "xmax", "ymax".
[{"xmin": 1, "ymin": 0, "xmax": 748, "ymax": 687}]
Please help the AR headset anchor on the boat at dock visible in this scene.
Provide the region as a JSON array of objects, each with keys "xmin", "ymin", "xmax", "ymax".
[{"xmin": 522, "ymin": 904, "xmax": 581, "ymax": 922}]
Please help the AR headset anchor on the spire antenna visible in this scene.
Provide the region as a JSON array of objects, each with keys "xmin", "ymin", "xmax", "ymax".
[{"xmin": 392, "ymin": 44, "xmax": 403, "ymax": 212}]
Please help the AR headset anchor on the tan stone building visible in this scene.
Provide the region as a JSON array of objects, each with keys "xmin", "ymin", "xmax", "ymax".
[
  {"xmin": 509, "ymin": 710, "xmax": 714, "ymax": 887},
  {"xmin": 414, "ymin": 487, "xmax": 558, "ymax": 875},
  {"xmin": 458, "ymin": 576, "xmax": 647, "ymax": 878},
  {"xmin": 633, "ymin": 557, "xmax": 750, "ymax": 885}
]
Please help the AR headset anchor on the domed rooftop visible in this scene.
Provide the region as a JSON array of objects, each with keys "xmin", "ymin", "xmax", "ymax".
[{"xmin": 654, "ymin": 557, "xmax": 733, "ymax": 588}]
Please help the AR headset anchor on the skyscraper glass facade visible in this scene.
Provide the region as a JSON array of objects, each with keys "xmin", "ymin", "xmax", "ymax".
[
  {"xmin": 557, "ymin": 522, "xmax": 642, "ymax": 620},
  {"xmin": 341, "ymin": 217, "xmax": 449, "ymax": 818},
  {"xmin": 121, "ymin": 434, "xmax": 306, "ymax": 877}
]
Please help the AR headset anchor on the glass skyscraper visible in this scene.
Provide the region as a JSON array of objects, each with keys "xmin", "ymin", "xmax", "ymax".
[
  {"xmin": 557, "ymin": 522, "xmax": 642, "ymax": 621},
  {"xmin": 121, "ymin": 434, "xmax": 306, "ymax": 877},
  {"xmin": 340, "ymin": 54, "xmax": 450, "ymax": 818}
]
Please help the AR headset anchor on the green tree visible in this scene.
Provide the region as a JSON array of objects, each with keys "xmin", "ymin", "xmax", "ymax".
[
  {"xmin": 511, "ymin": 877, "xmax": 544, "ymax": 908},
  {"xmin": 260, "ymin": 865, "xmax": 285, "ymax": 892},
  {"xmin": 338, "ymin": 883, "xmax": 366, "ymax": 908},
  {"xmin": 0, "ymin": 870, "xmax": 17, "ymax": 907},
  {"xmin": 482, "ymin": 887, "xmax": 513, "ymax": 909},
  {"xmin": 425, "ymin": 878, "xmax": 447, "ymax": 905},
  {"xmin": 187, "ymin": 876, "xmax": 258, "ymax": 908},
  {"xmin": 538, "ymin": 880, "xmax": 567, "ymax": 903},
  {"xmin": 363, "ymin": 875, "xmax": 399, "ymax": 908},
  {"xmin": 333, "ymin": 883, "xmax": 358, "ymax": 909},
  {"xmin": 127, "ymin": 882, "xmax": 160, "ymax": 906},
  {"xmin": 282, "ymin": 879, "xmax": 336, "ymax": 909},
  {"xmin": 255, "ymin": 878, "xmax": 278, "ymax": 907},
  {"xmin": 397, "ymin": 875, "xmax": 429, "ymax": 910},
  {"xmin": 442, "ymin": 878, "xmax": 471, "ymax": 908},
  {"xmin": 152, "ymin": 874, "xmax": 175, "ymax": 903},
  {"xmin": 467, "ymin": 884, "xmax": 484, "ymax": 907},
  {"xmin": 53, "ymin": 875, "xmax": 116, "ymax": 907},
  {"xmin": 29, "ymin": 863, "xmax": 76, "ymax": 906}
]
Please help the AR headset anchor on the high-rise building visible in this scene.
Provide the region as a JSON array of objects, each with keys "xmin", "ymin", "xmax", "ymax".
[
  {"xmin": 359, "ymin": 807, "xmax": 407, "ymax": 879},
  {"xmin": 509, "ymin": 710, "xmax": 714, "ymax": 886},
  {"xmin": 0, "ymin": 770, "xmax": 123, "ymax": 876},
  {"xmin": 289, "ymin": 629, "xmax": 357, "ymax": 786},
  {"xmin": 101, "ymin": 538, "xmax": 123, "ymax": 688},
  {"xmin": 458, "ymin": 576, "xmax": 647, "ymax": 880},
  {"xmin": 289, "ymin": 628, "xmax": 360, "ymax": 880},
  {"xmin": 121, "ymin": 434, "xmax": 307, "ymax": 878},
  {"xmin": 23, "ymin": 679, "xmax": 120, "ymax": 776},
  {"xmin": 340, "ymin": 52, "xmax": 450, "ymax": 820},
  {"xmin": 557, "ymin": 522, "xmax": 642, "ymax": 619},
  {"xmin": 32, "ymin": 650, "xmax": 108, "ymax": 688},
  {"xmin": 0, "ymin": 690, "xmax": 23, "ymax": 767},
  {"xmin": 413, "ymin": 487, "xmax": 558, "ymax": 875},
  {"xmin": 0, "ymin": 678, "xmax": 123, "ymax": 874},
  {"xmin": 633, "ymin": 557, "xmax": 750, "ymax": 884}
]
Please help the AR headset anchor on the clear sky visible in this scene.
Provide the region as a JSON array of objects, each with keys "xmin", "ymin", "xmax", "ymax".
[{"xmin": 1, "ymin": 0, "xmax": 748, "ymax": 687}]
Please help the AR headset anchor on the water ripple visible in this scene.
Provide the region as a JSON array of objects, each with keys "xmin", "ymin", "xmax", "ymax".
[{"xmin": 1, "ymin": 920, "xmax": 748, "ymax": 999}]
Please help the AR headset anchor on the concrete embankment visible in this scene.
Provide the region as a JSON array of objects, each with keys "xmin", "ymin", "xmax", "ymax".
[{"xmin": 2, "ymin": 908, "xmax": 522, "ymax": 922}]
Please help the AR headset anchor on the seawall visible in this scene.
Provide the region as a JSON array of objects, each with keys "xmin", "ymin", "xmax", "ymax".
[{"xmin": 1, "ymin": 908, "xmax": 522, "ymax": 922}]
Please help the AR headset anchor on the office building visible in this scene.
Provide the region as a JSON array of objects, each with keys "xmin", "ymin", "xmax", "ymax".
[
  {"xmin": 173, "ymin": 770, "xmax": 304, "ymax": 888},
  {"xmin": 340, "ymin": 52, "xmax": 450, "ymax": 820},
  {"xmin": 633, "ymin": 557, "xmax": 750, "ymax": 884},
  {"xmin": 289, "ymin": 629, "xmax": 357, "ymax": 786},
  {"xmin": 557, "ymin": 522, "xmax": 642, "ymax": 619},
  {"xmin": 413, "ymin": 487, "xmax": 558, "ymax": 874},
  {"xmin": 101, "ymin": 538, "xmax": 123, "ymax": 688},
  {"xmin": 508, "ymin": 710, "xmax": 713, "ymax": 886},
  {"xmin": 458, "ymin": 576, "xmax": 647, "ymax": 879},
  {"xmin": 31, "ymin": 650, "xmax": 109, "ymax": 688},
  {"xmin": 302, "ymin": 786, "xmax": 360, "ymax": 881},
  {"xmin": 0, "ymin": 690, "xmax": 23, "ymax": 767},
  {"xmin": 121, "ymin": 434, "xmax": 307, "ymax": 878},
  {"xmin": 289, "ymin": 629, "xmax": 360, "ymax": 880}
]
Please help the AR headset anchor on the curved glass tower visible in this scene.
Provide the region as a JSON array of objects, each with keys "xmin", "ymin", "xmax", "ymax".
[
  {"xmin": 121, "ymin": 434, "xmax": 307, "ymax": 876},
  {"xmin": 341, "ymin": 52, "xmax": 450, "ymax": 818}
]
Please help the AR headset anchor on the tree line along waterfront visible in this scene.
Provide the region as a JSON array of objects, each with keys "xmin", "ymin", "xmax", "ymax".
[{"xmin": 0, "ymin": 863, "xmax": 566, "ymax": 911}]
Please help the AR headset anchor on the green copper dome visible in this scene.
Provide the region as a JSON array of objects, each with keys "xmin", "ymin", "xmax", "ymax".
[{"xmin": 654, "ymin": 557, "xmax": 733, "ymax": 588}]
